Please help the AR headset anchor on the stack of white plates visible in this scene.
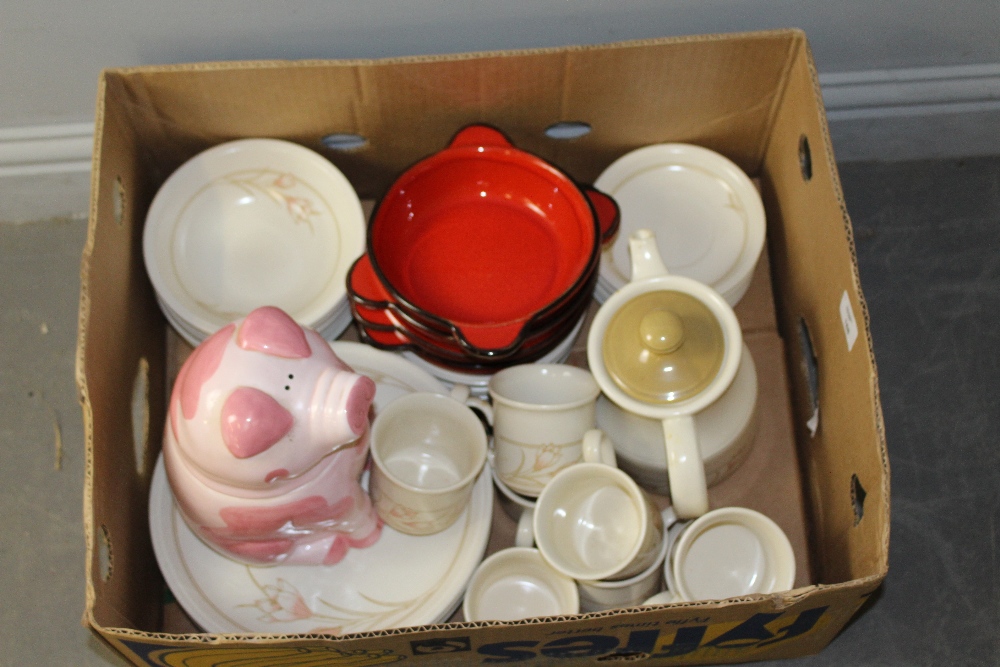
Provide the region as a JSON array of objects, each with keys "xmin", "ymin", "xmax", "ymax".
[
  {"xmin": 143, "ymin": 138, "xmax": 365, "ymax": 346},
  {"xmin": 593, "ymin": 143, "xmax": 766, "ymax": 307}
]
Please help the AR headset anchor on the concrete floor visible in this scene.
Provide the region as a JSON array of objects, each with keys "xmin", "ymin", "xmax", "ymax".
[{"xmin": 1, "ymin": 155, "xmax": 997, "ymax": 665}]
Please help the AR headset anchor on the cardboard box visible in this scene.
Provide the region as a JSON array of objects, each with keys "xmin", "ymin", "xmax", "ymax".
[{"xmin": 76, "ymin": 29, "xmax": 889, "ymax": 666}]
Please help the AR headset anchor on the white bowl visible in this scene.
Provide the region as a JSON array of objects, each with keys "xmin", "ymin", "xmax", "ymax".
[
  {"xmin": 594, "ymin": 143, "xmax": 766, "ymax": 307},
  {"xmin": 143, "ymin": 138, "xmax": 365, "ymax": 339}
]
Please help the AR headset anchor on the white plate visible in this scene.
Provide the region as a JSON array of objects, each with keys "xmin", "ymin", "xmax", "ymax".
[
  {"xmin": 144, "ymin": 138, "xmax": 365, "ymax": 337},
  {"xmin": 150, "ymin": 343, "xmax": 493, "ymax": 635},
  {"xmin": 594, "ymin": 143, "xmax": 765, "ymax": 306}
]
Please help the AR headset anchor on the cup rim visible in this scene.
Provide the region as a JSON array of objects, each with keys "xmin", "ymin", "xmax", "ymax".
[
  {"xmin": 533, "ymin": 462, "xmax": 650, "ymax": 581},
  {"xmin": 463, "ymin": 546, "xmax": 579, "ymax": 622},
  {"xmin": 488, "ymin": 363, "xmax": 600, "ymax": 411},
  {"xmin": 577, "ymin": 507, "xmax": 673, "ymax": 590},
  {"xmin": 669, "ymin": 506, "xmax": 796, "ymax": 602},
  {"xmin": 370, "ymin": 392, "xmax": 487, "ymax": 494}
]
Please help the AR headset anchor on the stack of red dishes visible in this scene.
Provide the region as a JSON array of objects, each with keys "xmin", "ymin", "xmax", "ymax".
[{"xmin": 346, "ymin": 124, "xmax": 619, "ymax": 379}]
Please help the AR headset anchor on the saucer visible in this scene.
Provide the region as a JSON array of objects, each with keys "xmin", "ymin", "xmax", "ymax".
[
  {"xmin": 143, "ymin": 138, "xmax": 365, "ymax": 339},
  {"xmin": 149, "ymin": 344, "xmax": 492, "ymax": 634},
  {"xmin": 594, "ymin": 143, "xmax": 765, "ymax": 306}
]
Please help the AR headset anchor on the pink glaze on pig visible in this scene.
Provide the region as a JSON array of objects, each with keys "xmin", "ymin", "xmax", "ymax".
[{"xmin": 163, "ymin": 306, "xmax": 382, "ymax": 566}]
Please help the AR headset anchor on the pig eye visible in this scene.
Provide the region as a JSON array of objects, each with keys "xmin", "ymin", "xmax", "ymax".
[{"xmin": 285, "ymin": 373, "xmax": 294, "ymax": 390}]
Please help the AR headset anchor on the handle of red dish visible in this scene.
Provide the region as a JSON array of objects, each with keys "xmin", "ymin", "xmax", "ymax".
[
  {"xmin": 448, "ymin": 124, "xmax": 512, "ymax": 150},
  {"xmin": 347, "ymin": 254, "xmax": 395, "ymax": 306},
  {"xmin": 583, "ymin": 186, "xmax": 621, "ymax": 247}
]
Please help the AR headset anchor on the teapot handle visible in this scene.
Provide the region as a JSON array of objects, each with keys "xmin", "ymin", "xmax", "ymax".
[
  {"xmin": 661, "ymin": 415, "xmax": 709, "ymax": 519},
  {"xmin": 629, "ymin": 229, "xmax": 671, "ymax": 282}
]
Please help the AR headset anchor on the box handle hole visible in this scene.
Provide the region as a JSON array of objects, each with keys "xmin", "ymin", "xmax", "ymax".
[
  {"xmin": 98, "ymin": 524, "xmax": 113, "ymax": 582},
  {"xmin": 113, "ymin": 176, "xmax": 126, "ymax": 226},
  {"xmin": 798, "ymin": 135, "xmax": 813, "ymax": 182},
  {"xmin": 131, "ymin": 358, "xmax": 150, "ymax": 476},
  {"xmin": 544, "ymin": 121, "xmax": 592, "ymax": 140},
  {"xmin": 851, "ymin": 474, "xmax": 867, "ymax": 525},
  {"xmin": 321, "ymin": 133, "xmax": 369, "ymax": 151}
]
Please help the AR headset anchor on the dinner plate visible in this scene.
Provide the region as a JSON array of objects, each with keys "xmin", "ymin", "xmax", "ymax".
[
  {"xmin": 594, "ymin": 143, "xmax": 765, "ymax": 306},
  {"xmin": 143, "ymin": 138, "xmax": 365, "ymax": 338},
  {"xmin": 149, "ymin": 342, "xmax": 493, "ymax": 634}
]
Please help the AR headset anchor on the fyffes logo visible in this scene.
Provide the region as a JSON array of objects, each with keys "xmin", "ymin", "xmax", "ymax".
[{"xmin": 473, "ymin": 606, "xmax": 831, "ymax": 663}]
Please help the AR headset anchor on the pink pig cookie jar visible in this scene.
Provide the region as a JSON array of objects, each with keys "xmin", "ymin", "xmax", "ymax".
[{"xmin": 162, "ymin": 305, "xmax": 381, "ymax": 567}]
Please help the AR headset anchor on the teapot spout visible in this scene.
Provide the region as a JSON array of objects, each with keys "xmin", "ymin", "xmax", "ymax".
[{"xmin": 629, "ymin": 229, "xmax": 670, "ymax": 282}]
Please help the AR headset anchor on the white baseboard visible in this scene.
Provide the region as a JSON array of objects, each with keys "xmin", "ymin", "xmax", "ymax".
[
  {"xmin": 2, "ymin": 65, "xmax": 1000, "ymax": 220},
  {"xmin": 0, "ymin": 123, "xmax": 93, "ymax": 223},
  {"xmin": 820, "ymin": 64, "xmax": 1000, "ymax": 162}
]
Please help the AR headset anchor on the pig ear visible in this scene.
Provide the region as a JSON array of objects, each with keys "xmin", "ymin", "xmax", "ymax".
[
  {"xmin": 221, "ymin": 387, "xmax": 294, "ymax": 459},
  {"xmin": 237, "ymin": 306, "xmax": 311, "ymax": 358}
]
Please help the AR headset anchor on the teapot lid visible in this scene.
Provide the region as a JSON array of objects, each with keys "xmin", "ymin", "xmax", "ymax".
[{"xmin": 601, "ymin": 290, "xmax": 726, "ymax": 404}]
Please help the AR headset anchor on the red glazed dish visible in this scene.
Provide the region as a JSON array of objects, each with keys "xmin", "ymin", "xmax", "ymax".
[{"xmin": 365, "ymin": 124, "xmax": 618, "ymax": 353}]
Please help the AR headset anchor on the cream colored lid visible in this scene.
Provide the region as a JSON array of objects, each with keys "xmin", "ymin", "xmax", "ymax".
[{"xmin": 601, "ymin": 290, "xmax": 725, "ymax": 404}]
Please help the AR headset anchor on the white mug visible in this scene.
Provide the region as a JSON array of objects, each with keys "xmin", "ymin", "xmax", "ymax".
[
  {"xmin": 462, "ymin": 546, "xmax": 579, "ymax": 622},
  {"xmin": 533, "ymin": 432, "xmax": 664, "ymax": 582},
  {"xmin": 576, "ymin": 508, "xmax": 677, "ymax": 612},
  {"xmin": 666, "ymin": 506, "xmax": 796, "ymax": 602},
  {"xmin": 488, "ymin": 364, "xmax": 601, "ymax": 497},
  {"xmin": 369, "ymin": 392, "xmax": 487, "ymax": 535}
]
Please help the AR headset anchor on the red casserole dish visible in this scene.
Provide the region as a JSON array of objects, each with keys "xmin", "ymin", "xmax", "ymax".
[{"xmin": 364, "ymin": 124, "xmax": 618, "ymax": 354}]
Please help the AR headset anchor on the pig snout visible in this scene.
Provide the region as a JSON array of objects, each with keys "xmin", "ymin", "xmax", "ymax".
[{"xmin": 311, "ymin": 369, "xmax": 376, "ymax": 446}]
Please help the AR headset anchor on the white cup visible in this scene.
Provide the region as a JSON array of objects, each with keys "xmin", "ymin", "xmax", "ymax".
[
  {"xmin": 666, "ymin": 507, "xmax": 796, "ymax": 602},
  {"xmin": 576, "ymin": 508, "xmax": 677, "ymax": 612},
  {"xmin": 488, "ymin": 364, "xmax": 601, "ymax": 497},
  {"xmin": 533, "ymin": 434, "xmax": 664, "ymax": 582},
  {"xmin": 463, "ymin": 546, "xmax": 579, "ymax": 622},
  {"xmin": 369, "ymin": 392, "xmax": 487, "ymax": 535}
]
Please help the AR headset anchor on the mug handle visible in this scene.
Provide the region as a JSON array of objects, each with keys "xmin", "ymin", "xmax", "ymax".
[
  {"xmin": 449, "ymin": 384, "xmax": 494, "ymax": 432},
  {"xmin": 582, "ymin": 428, "xmax": 618, "ymax": 468},
  {"xmin": 662, "ymin": 415, "xmax": 708, "ymax": 519}
]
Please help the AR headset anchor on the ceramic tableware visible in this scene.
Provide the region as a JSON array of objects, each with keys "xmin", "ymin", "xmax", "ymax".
[
  {"xmin": 369, "ymin": 392, "xmax": 488, "ymax": 535},
  {"xmin": 597, "ymin": 342, "xmax": 759, "ymax": 495},
  {"xmin": 149, "ymin": 344, "xmax": 493, "ymax": 634},
  {"xmin": 143, "ymin": 138, "xmax": 365, "ymax": 342},
  {"xmin": 576, "ymin": 508, "xmax": 677, "ymax": 612},
  {"xmin": 359, "ymin": 124, "xmax": 618, "ymax": 354},
  {"xmin": 587, "ymin": 229, "xmax": 743, "ymax": 519},
  {"xmin": 665, "ymin": 507, "xmax": 795, "ymax": 602},
  {"xmin": 594, "ymin": 143, "xmax": 766, "ymax": 307},
  {"xmin": 463, "ymin": 547, "xmax": 579, "ymax": 622},
  {"xmin": 533, "ymin": 437, "xmax": 663, "ymax": 582},
  {"xmin": 401, "ymin": 315, "xmax": 585, "ymax": 399},
  {"xmin": 349, "ymin": 259, "xmax": 594, "ymax": 367},
  {"xmin": 162, "ymin": 306, "xmax": 380, "ymax": 566},
  {"xmin": 488, "ymin": 364, "xmax": 602, "ymax": 497}
]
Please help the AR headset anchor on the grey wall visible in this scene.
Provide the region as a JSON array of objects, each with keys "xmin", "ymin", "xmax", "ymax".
[
  {"xmin": 2, "ymin": 0, "xmax": 999, "ymax": 127},
  {"xmin": 2, "ymin": 0, "xmax": 999, "ymax": 221}
]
